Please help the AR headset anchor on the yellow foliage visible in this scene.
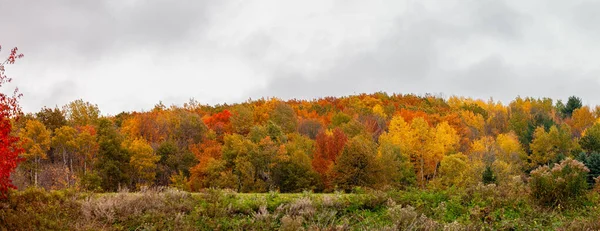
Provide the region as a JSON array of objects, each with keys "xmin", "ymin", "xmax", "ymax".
[{"xmin": 372, "ymin": 104, "xmax": 386, "ymax": 118}]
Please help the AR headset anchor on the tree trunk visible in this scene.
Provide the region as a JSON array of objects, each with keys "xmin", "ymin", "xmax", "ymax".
[
  {"xmin": 34, "ymin": 157, "xmax": 39, "ymax": 187},
  {"xmin": 69, "ymin": 157, "xmax": 73, "ymax": 187}
]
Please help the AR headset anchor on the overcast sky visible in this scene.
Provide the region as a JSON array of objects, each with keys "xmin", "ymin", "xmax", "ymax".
[{"xmin": 1, "ymin": 0, "xmax": 600, "ymax": 115}]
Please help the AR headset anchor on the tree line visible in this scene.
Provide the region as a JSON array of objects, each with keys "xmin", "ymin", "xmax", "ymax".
[{"xmin": 8, "ymin": 94, "xmax": 600, "ymax": 193}]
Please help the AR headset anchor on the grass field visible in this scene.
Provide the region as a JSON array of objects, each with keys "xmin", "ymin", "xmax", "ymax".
[{"xmin": 1, "ymin": 186, "xmax": 600, "ymax": 230}]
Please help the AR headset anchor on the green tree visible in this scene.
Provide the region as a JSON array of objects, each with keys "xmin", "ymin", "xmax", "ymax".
[
  {"xmin": 482, "ymin": 165, "xmax": 497, "ymax": 184},
  {"xmin": 231, "ymin": 104, "xmax": 254, "ymax": 135},
  {"xmin": 169, "ymin": 108, "xmax": 207, "ymax": 149},
  {"xmin": 272, "ymin": 135, "xmax": 318, "ymax": 192},
  {"xmin": 270, "ymin": 102, "xmax": 298, "ymax": 134},
  {"xmin": 377, "ymin": 137, "xmax": 415, "ymax": 188},
  {"xmin": 577, "ymin": 152, "xmax": 600, "ymax": 186},
  {"xmin": 332, "ymin": 135, "xmax": 380, "ymax": 191},
  {"xmin": 64, "ymin": 99, "xmax": 100, "ymax": 127},
  {"xmin": 35, "ymin": 106, "xmax": 66, "ymax": 132},
  {"xmin": 562, "ymin": 96, "xmax": 583, "ymax": 118},
  {"xmin": 95, "ymin": 118, "xmax": 130, "ymax": 191},
  {"xmin": 580, "ymin": 123, "xmax": 600, "ymax": 153}
]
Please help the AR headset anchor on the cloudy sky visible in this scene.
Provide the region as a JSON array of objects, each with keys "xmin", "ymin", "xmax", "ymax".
[{"xmin": 1, "ymin": 0, "xmax": 600, "ymax": 115}]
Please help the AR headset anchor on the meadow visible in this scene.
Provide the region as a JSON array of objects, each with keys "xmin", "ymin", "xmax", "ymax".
[{"xmin": 2, "ymin": 184, "xmax": 600, "ymax": 230}]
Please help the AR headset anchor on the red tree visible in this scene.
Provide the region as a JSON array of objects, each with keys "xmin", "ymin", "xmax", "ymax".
[
  {"xmin": 311, "ymin": 128, "xmax": 347, "ymax": 190},
  {"xmin": 0, "ymin": 45, "xmax": 24, "ymax": 197}
]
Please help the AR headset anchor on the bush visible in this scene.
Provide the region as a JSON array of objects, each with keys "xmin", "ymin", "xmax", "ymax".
[
  {"xmin": 529, "ymin": 158, "xmax": 589, "ymax": 208},
  {"xmin": 482, "ymin": 165, "xmax": 497, "ymax": 185}
]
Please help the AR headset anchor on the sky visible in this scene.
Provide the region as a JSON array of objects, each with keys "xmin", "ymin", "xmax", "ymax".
[{"xmin": 1, "ymin": 0, "xmax": 600, "ymax": 115}]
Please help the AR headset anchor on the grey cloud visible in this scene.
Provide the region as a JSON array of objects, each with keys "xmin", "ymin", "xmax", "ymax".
[
  {"xmin": 0, "ymin": 0, "xmax": 217, "ymax": 59},
  {"xmin": 247, "ymin": 0, "xmax": 530, "ymax": 101},
  {"xmin": 3, "ymin": 0, "xmax": 600, "ymax": 114}
]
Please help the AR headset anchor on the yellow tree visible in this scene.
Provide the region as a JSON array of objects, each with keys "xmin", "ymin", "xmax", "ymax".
[
  {"xmin": 382, "ymin": 115, "xmax": 459, "ymax": 188},
  {"xmin": 429, "ymin": 121, "xmax": 460, "ymax": 178},
  {"xmin": 437, "ymin": 153, "xmax": 471, "ymax": 188},
  {"xmin": 75, "ymin": 125, "xmax": 99, "ymax": 175},
  {"xmin": 495, "ymin": 132, "xmax": 526, "ymax": 164},
  {"xmin": 124, "ymin": 138, "xmax": 159, "ymax": 187},
  {"xmin": 52, "ymin": 126, "xmax": 77, "ymax": 186},
  {"xmin": 20, "ymin": 120, "xmax": 51, "ymax": 187},
  {"xmin": 529, "ymin": 125, "xmax": 575, "ymax": 168},
  {"xmin": 570, "ymin": 106, "xmax": 596, "ymax": 137},
  {"xmin": 63, "ymin": 99, "xmax": 100, "ymax": 127},
  {"xmin": 469, "ymin": 136, "xmax": 497, "ymax": 162}
]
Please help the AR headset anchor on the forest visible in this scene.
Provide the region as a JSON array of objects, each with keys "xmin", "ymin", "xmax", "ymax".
[
  {"xmin": 3, "ymin": 93, "xmax": 600, "ymax": 229},
  {"xmin": 3, "ymin": 47, "xmax": 600, "ymax": 229},
  {"xmin": 8, "ymin": 94, "xmax": 600, "ymax": 194}
]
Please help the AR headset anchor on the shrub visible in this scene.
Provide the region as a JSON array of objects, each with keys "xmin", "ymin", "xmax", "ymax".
[
  {"xmin": 529, "ymin": 158, "xmax": 589, "ymax": 208},
  {"xmin": 482, "ymin": 165, "xmax": 497, "ymax": 185}
]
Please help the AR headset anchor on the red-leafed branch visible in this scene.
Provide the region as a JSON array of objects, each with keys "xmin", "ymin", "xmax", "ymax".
[{"xmin": 0, "ymin": 44, "xmax": 24, "ymax": 198}]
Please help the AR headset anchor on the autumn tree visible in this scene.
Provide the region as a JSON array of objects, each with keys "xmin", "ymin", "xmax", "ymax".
[
  {"xmin": 298, "ymin": 118, "xmax": 323, "ymax": 139},
  {"xmin": 189, "ymin": 140, "xmax": 223, "ymax": 190},
  {"xmin": 311, "ymin": 128, "xmax": 347, "ymax": 190},
  {"xmin": 381, "ymin": 116, "xmax": 459, "ymax": 188},
  {"xmin": 0, "ymin": 44, "xmax": 24, "ymax": 196},
  {"xmin": 124, "ymin": 138, "xmax": 159, "ymax": 187},
  {"xmin": 20, "ymin": 120, "xmax": 51, "ymax": 187},
  {"xmin": 529, "ymin": 125, "xmax": 575, "ymax": 168},
  {"xmin": 436, "ymin": 153, "xmax": 472, "ymax": 188},
  {"xmin": 52, "ymin": 126, "xmax": 77, "ymax": 186},
  {"xmin": 64, "ymin": 99, "xmax": 100, "ymax": 127},
  {"xmin": 169, "ymin": 108, "xmax": 207, "ymax": 149},
  {"xmin": 570, "ymin": 106, "xmax": 596, "ymax": 137},
  {"xmin": 75, "ymin": 125, "xmax": 98, "ymax": 175},
  {"xmin": 202, "ymin": 109, "xmax": 232, "ymax": 139}
]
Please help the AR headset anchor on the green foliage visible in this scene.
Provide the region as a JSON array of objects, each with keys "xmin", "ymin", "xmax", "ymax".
[
  {"xmin": 580, "ymin": 123, "xmax": 600, "ymax": 153},
  {"xmin": 270, "ymin": 102, "xmax": 298, "ymax": 134},
  {"xmin": 80, "ymin": 172, "xmax": 102, "ymax": 192},
  {"xmin": 577, "ymin": 152, "xmax": 600, "ymax": 186},
  {"xmin": 332, "ymin": 135, "xmax": 380, "ymax": 191},
  {"xmin": 562, "ymin": 96, "xmax": 583, "ymax": 118},
  {"xmin": 482, "ymin": 165, "xmax": 497, "ymax": 185},
  {"xmin": 266, "ymin": 120, "xmax": 286, "ymax": 143},
  {"xmin": 35, "ymin": 106, "xmax": 67, "ymax": 132},
  {"xmin": 272, "ymin": 150, "xmax": 319, "ymax": 192},
  {"xmin": 64, "ymin": 99, "xmax": 100, "ymax": 127},
  {"xmin": 231, "ymin": 104, "xmax": 254, "ymax": 135},
  {"xmin": 377, "ymin": 139, "xmax": 416, "ymax": 188},
  {"xmin": 95, "ymin": 118, "xmax": 130, "ymax": 191},
  {"xmin": 331, "ymin": 112, "xmax": 351, "ymax": 127},
  {"xmin": 1, "ymin": 187, "xmax": 600, "ymax": 230}
]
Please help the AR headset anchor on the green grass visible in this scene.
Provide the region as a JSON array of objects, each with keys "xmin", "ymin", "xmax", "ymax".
[{"xmin": 1, "ymin": 187, "xmax": 600, "ymax": 230}]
